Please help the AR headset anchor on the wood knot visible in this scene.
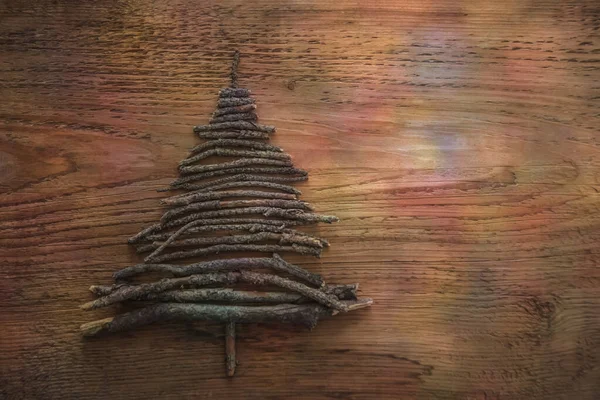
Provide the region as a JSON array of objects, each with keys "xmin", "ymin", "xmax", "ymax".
[{"xmin": 286, "ymin": 79, "xmax": 297, "ymax": 90}]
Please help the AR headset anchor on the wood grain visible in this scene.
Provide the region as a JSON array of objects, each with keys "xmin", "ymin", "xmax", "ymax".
[{"xmin": 1, "ymin": 0, "xmax": 599, "ymax": 399}]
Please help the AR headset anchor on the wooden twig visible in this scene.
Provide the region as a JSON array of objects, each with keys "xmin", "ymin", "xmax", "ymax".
[
  {"xmin": 161, "ymin": 199, "xmax": 313, "ymax": 223},
  {"xmin": 144, "ymin": 224, "xmax": 328, "ymax": 248},
  {"xmin": 81, "ymin": 299, "xmax": 373, "ymax": 337},
  {"xmin": 210, "ymin": 112, "xmax": 257, "ymax": 124},
  {"xmin": 81, "ymin": 303, "xmax": 324, "ymax": 335},
  {"xmin": 193, "ymin": 121, "xmax": 275, "ymax": 133},
  {"xmin": 161, "ymin": 190, "xmax": 297, "ymax": 206},
  {"xmin": 230, "ymin": 50, "xmax": 240, "ymax": 88},
  {"xmin": 145, "ymin": 288, "xmax": 361, "ymax": 305},
  {"xmin": 179, "ymin": 158, "xmax": 292, "ymax": 175},
  {"xmin": 225, "ymin": 321, "xmax": 236, "ymax": 376},
  {"xmin": 179, "ymin": 149, "xmax": 289, "ymax": 167},
  {"xmin": 137, "ymin": 232, "xmax": 324, "ymax": 254},
  {"xmin": 128, "ymin": 217, "xmax": 310, "ymax": 244},
  {"xmin": 219, "ymin": 88, "xmax": 250, "ymax": 98},
  {"xmin": 83, "ymin": 271, "xmax": 342, "ymax": 311},
  {"xmin": 323, "ymin": 284, "xmax": 359, "ymax": 300},
  {"xmin": 128, "ymin": 224, "xmax": 162, "ymax": 244},
  {"xmin": 158, "ymin": 208, "xmax": 338, "ymax": 232},
  {"xmin": 167, "ymin": 232, "xmax": 323, "ymax": 249},
  {"xmin": 212, "ymin": 104, "xmax": 256, "ymax": 117},
  {"xmin": 168, "ymin": 173, "xmax": 307, "ymax": 195},
  {"xmin": 140, "ymin": 231, "xmax": 325, "ymax": 254},
  {"xmin": 84, "ymin": 273, "xmax": 240, "ymax": 310},
  {"xmin": 112, "ymin": 255, "xmax": 323, "ymax": 287},
  {"xmin": 240, "ymin": 271, "xmax": 348, "ymax": 311},
  {"xmin": 170, "ymin": 167, "xmax": 308, "ymax": 186},
  {"xmin": 146, "ymin": 289, "xmax": 307, "ymax": 304},
  {"xmin": 189, "ymin": 138, "xmax": 281, "ymax": 155},
  {"xmin": 217, "ymin": 97, "xmax": 255, "ymax": 108},
  {"xmin": 272, "ymin": 253, "xmax": 327, "ymax": 288},
  {"xmin": 174, "ymin": 180, "xmax": 302, "ymax": 195},
  {"xmin": 146, "ymin": 243, "xmax": 321, "ymax": 263},
  {"xmin": 197, "ymin": 130, "xmax": 270, "ymax": 140}
]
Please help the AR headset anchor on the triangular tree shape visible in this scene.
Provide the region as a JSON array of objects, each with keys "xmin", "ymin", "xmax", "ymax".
[{"xmin": 81, "ymin": 51, "xmax": 372, "ymax": 376}]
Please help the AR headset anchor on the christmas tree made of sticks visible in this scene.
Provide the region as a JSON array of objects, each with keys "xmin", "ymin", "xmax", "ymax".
[{"xmin": 80, "ymin": 51, "xmax": 372, "ymax": 376}]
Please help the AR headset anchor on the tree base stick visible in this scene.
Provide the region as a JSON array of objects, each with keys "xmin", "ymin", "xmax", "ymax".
[{"xmin": 226, "ymin": 321, "xmax": 236, "ymax": 376}]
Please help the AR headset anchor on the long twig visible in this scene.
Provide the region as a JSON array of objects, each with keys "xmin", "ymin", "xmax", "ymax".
[
  {"xmin": 193, "ymin": 121, "xmax": 275, "ymax": 133},
  {"xmin": 128, "ymin": 217, "xmax": 310, "ymax": 244},
  {"xmin": 212, "ymin": 104, "xmax": 256, "ymax": 117},
  {"xmin": 210, "ymin": 112, "xmax": 257, "ymax": 124},
  {"xmin": 170, "ymin": 167, "xmax": 307, "ymax": 186},
  {"xmin": 146, "ymin": 289, "xmax": 308, "ymax": 304},
  {"xmin": 81, "ymin": 299, "xmax": 373, "ymax": 336},
  {"xmin": 180, "ymin": 149, "xmax": 290, "ymax": 167},
  {"xmin": 174, "ymin": 180, "xmax": 302, "ymax": 195},
  {"xmin": 161, "ymin": 199, "xmax": 313, "ymax": 223},
  {"xmin": 156, "ymin": 208, "xmax": 338, "ymax": 233},
  {"xmin": 143, "ymin": 224, "xmax": 328, "ymax": 248},
  {"xmin": 197, "ymin": 130, "xmax": 270, "ymax": 140},
  {"xmin": 162, "ymin": 190, "xmax": 297, "ymax": 206},
  {"xmin": 140, "ymin": 231, "xmax": 325, "ymax": 254},
  {"xmin": 219, "ymin": 88, "xmax": 250, "ymax": 98},
  {"xmin": 179, "ymin": 158, "xmax": 292, "ymax": 175},
  {"xmin": 163, "ymin": 232, "xmax": 323, "ymax": 249},
  {"xmin": 136, "ymin": 232, "xmax": 324, "ymax": 254},
  {"xmin": 168, "ymin": 173, "xmax": 307, "ymax": 195},
  {"xmin": 217, "ymin": 97, "xmax": 255, "ymax": 108},
  {"xmin": 159, "ymin": 207, "xmax": 338, "ymax": 230},
  {"xmin": 146, "ymin": 243, "xmax": 321, "ymax": 263},
  {"xmin": 189, "ymin": 138, "xmax": 281, "ymax": 155},
  {"xmin": 112, "ymin": 255, "xmax": 324, "ymax": 287},
  {"xmin": 83, "ymin": 271, "xmax": 343, "ymax": 311}
]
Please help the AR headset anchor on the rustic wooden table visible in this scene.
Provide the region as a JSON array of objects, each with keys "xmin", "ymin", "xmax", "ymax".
[{"xmin": 1, "ymin": 1, "xmax": 599, "ymax": 399}]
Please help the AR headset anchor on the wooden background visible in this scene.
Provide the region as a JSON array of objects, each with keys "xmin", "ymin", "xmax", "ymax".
[{"xmin": 1, "ymin": 0, "xmax": 599, "ymax": 399}]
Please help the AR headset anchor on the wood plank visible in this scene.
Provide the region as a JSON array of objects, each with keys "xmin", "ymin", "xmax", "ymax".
[{"xmin": 1, "ymin": 0, "xmax": 599, "ymax": 399}]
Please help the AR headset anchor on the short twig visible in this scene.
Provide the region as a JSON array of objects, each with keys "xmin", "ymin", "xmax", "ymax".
[
  {"xmin": 225, "ymin": 321, "xmax": 236, "ymax": 376},
  {"xmin": 230, "ymin": 50, "xmax": 240, "ymax": 88},
  {"xmin": 324, "ymin": 284, "xmax": 359, "ymax": 300}
]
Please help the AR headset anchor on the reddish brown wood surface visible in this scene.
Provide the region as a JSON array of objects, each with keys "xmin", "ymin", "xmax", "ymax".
[{"xmin": 1, "ymin": 1, "xmax": 599, "ymax": 399}]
